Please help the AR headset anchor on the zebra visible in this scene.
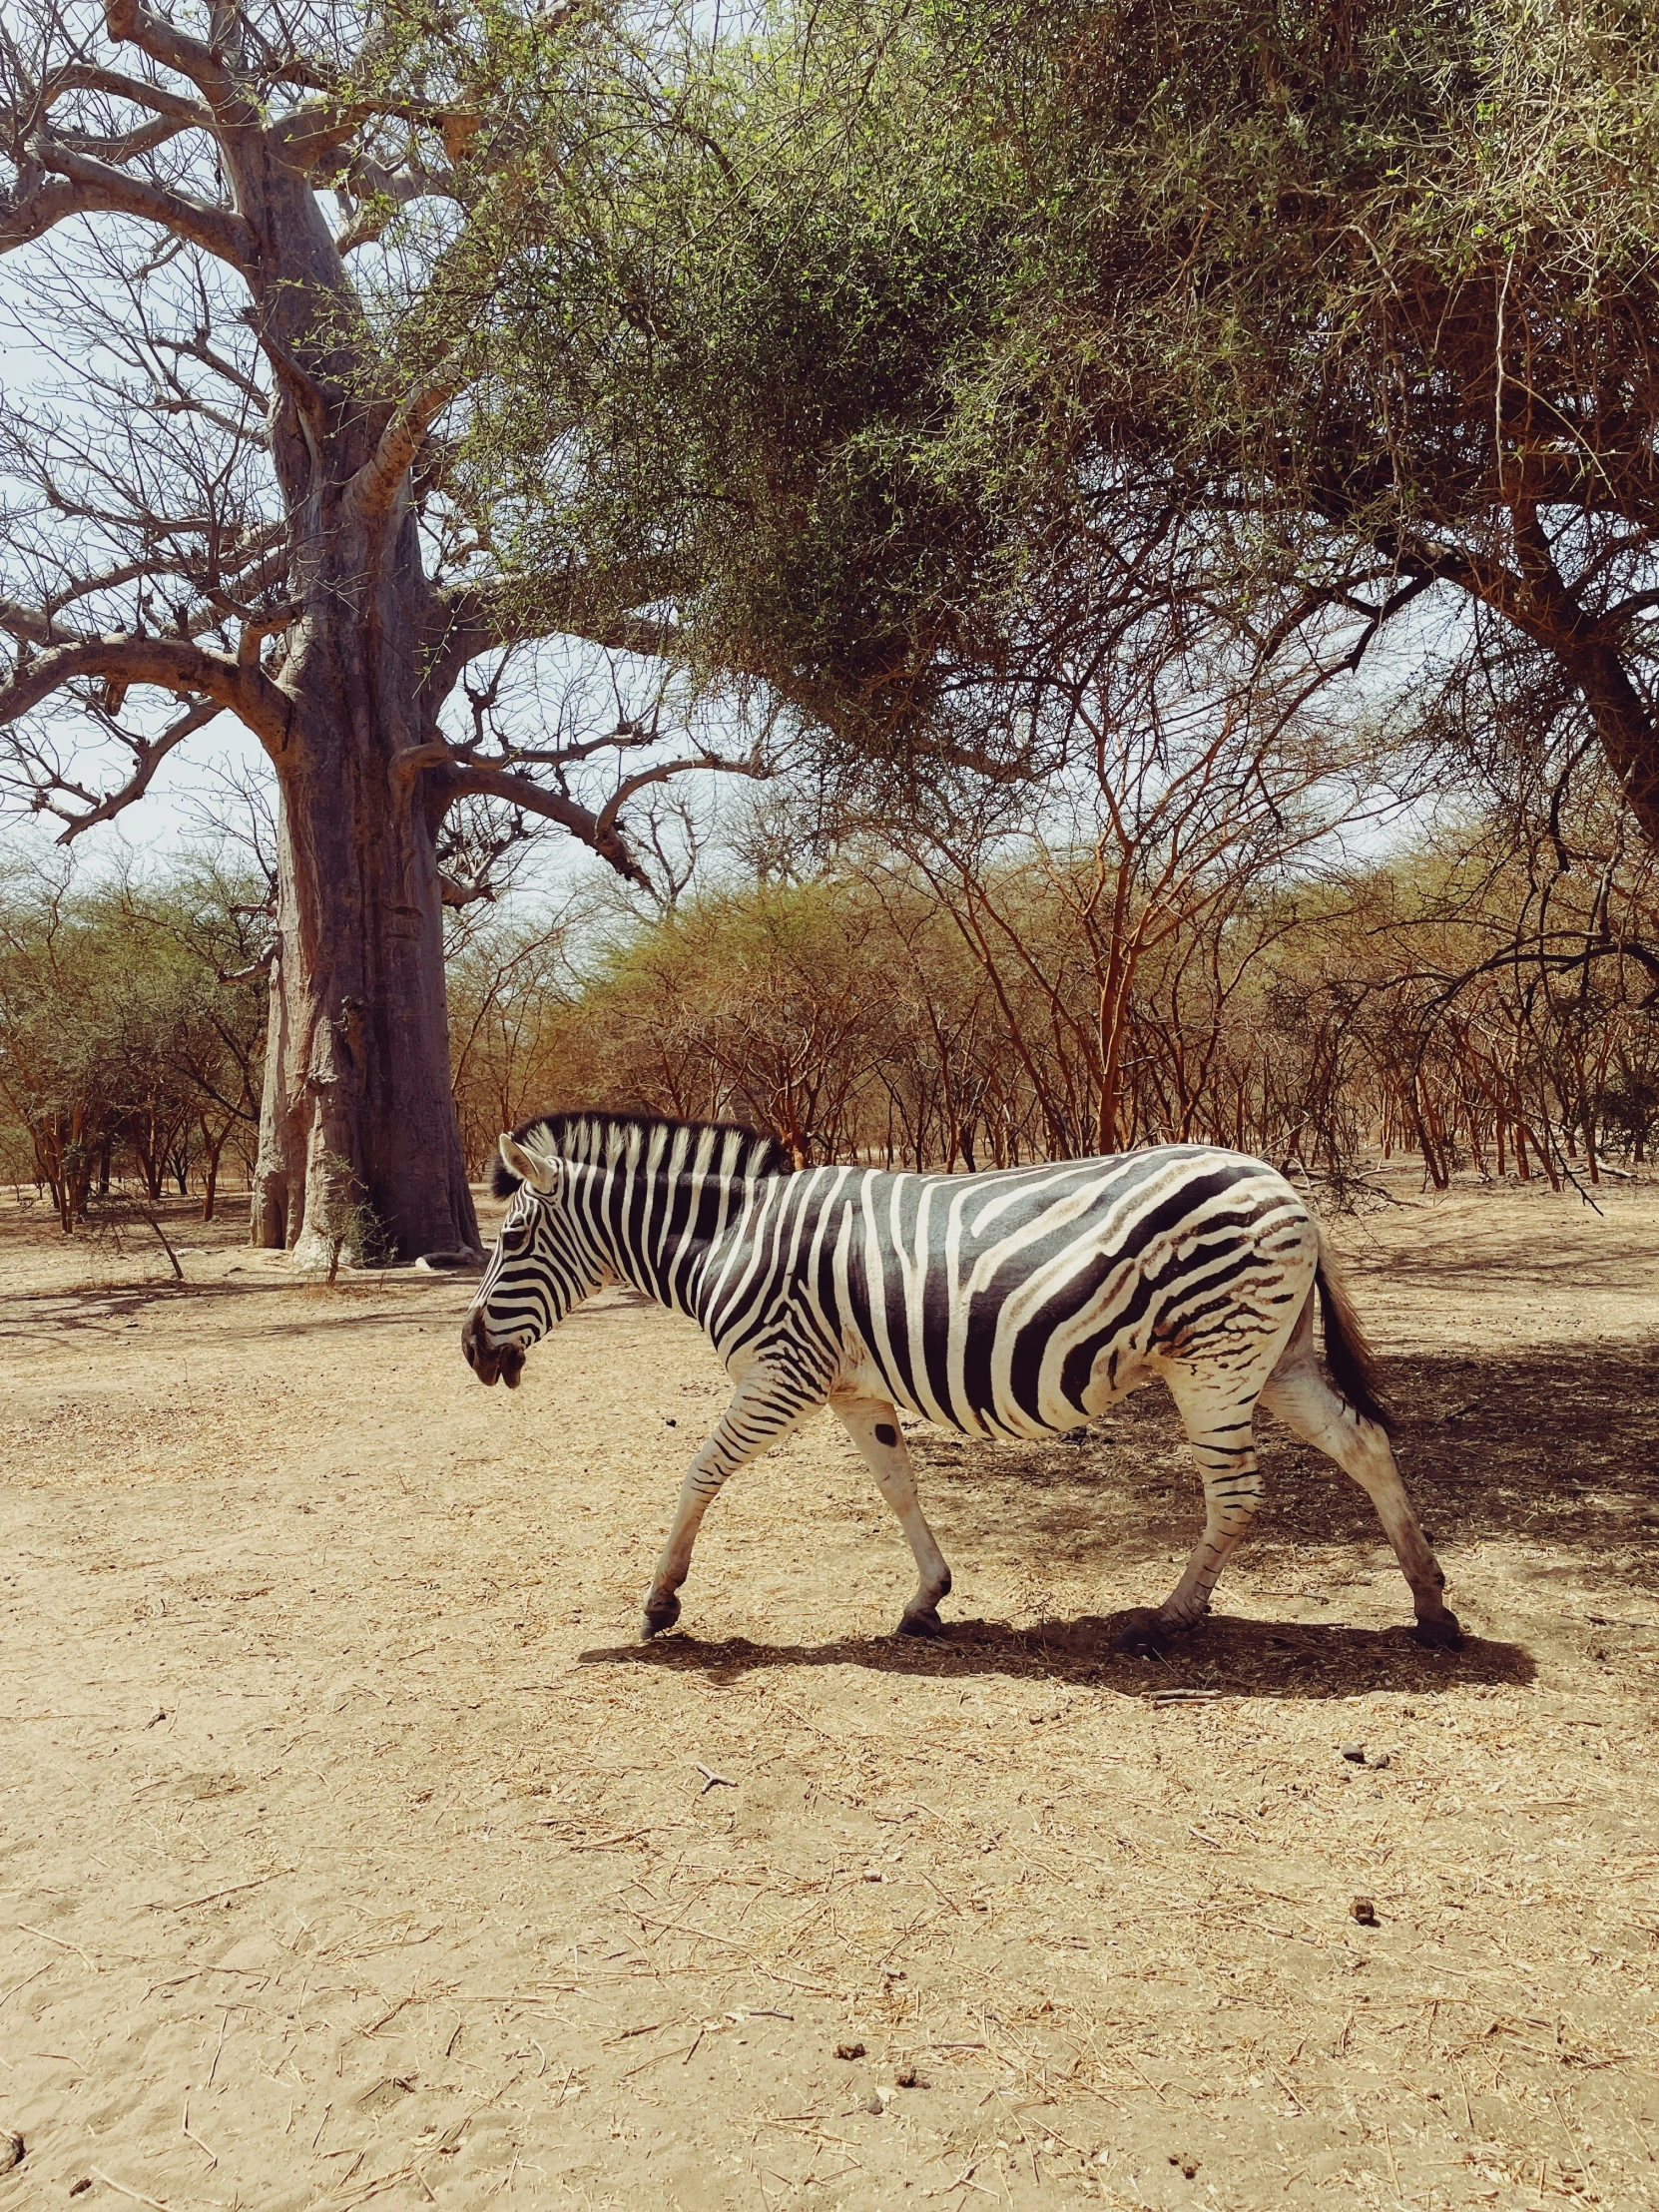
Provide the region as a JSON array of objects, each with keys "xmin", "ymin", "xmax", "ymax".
[{"xmin": 461, "ymin": 1113, "xmax": 1460, "ymax": 1653}]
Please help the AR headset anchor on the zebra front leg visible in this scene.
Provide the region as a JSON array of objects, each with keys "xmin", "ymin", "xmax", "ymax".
[
  {"xmin": 830, "ymin": 1394, "xmax": 952, "ymax": 1637},
  {"xmin": 1116, "ymin": 1388, "xmax": 1264, "ymax": 1655},
  {"xmin": 642, "ymin": 1369, "xmax": 815, "ymax": 1639}
]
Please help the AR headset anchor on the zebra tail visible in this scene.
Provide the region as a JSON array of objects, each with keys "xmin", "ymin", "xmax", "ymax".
[{"xmin": 1314, "ymin": 1232, "xmax": 1396, "ymax": 1437}]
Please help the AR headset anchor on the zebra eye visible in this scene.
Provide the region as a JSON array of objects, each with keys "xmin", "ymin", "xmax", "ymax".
[{"xmin": 501, "ymin": 1220, "xmax": 532, "ymax": 1250}]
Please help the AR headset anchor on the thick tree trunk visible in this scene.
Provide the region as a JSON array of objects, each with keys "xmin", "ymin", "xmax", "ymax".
[
  {"xmin": 251, "ymin": 754, "xmax": 478, "ymax": 1265},
  {"xmin": 200, "ymin": 1118, "xmax": 223, "ymax": 1222},
  {"xmin": 249, "ymin": 509, "xmax": 480, "ymax": 1267}
]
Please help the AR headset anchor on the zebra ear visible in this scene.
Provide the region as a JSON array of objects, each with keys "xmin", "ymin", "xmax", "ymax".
[{"xmin": 498, "ymin": 1133, "xmax": 559, "ymax": 1194}]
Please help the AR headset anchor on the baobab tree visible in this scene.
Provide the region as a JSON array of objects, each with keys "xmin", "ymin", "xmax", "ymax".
[{"xmin": 0, "ymin": 0, "xmax": 757, "ymax": 1260}]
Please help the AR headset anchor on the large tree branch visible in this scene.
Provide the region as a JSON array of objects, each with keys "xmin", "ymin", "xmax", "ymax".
[
  {"xmin": 33, "ymin": 695, "xmax": 224, "ymax": 840},
  {"xmin": 0, "ymin": 525, "xmax": 289, "ymax": 655},
  {"xmin": 102, "ymin": 0, "xmax": 243, "ymax": 118},
  {"xmin": 1383, "ymin": 514, "xmax": 1659, "ymax": 843},
  {"xmin": 431, "ymin": 761, "xmax": 650, "ymax": 884},
  {"xmin": 344, "ymin": 375, "xmax": 459, "ymax": 525},
  {"xmin": 594, "ymin": 750, "xmax": 769, "ymax": 842},
  {"xmin": 0, "ymin": 630, "xmax": 289, "ymax": 747},
  {"xmin": 408, "ymin": 739, "xmax": 773, "ymax": 889},
  {"xmin": 8, "ymin": 137, "xmax": 253, "ymax": 266},
  {"xmin": 39, "ymin": 64, "xmax": 214, "ymax": 128}
]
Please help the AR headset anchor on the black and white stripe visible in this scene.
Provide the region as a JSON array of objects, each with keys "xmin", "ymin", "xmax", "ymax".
[{"xmin": 463, "ymin": 1114, "xmax": 1459, "ymax": 1650}]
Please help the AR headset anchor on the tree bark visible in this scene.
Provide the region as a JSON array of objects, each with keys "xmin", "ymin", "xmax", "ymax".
[{"xmin": 249, "ymin": 507, "xmax": 480, "ymax": 1266}]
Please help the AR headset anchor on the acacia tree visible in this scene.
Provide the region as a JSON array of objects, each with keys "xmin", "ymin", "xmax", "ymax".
[
  {"xmin": 481, "ymin": 0, "xmax": 1659, "ymax": 869},
  {"xmin": 0, "ymin": 0, "xmax": 759, "ymax": 1260}
]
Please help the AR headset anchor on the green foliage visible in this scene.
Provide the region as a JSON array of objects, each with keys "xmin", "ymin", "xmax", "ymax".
[
  {"xmin": 468, "ymin": 0, "xmax": 1659, "ymax": 832},
  {"xmin": 465, "ymin": 3, "xmax": 1068, "ymax": 770}
]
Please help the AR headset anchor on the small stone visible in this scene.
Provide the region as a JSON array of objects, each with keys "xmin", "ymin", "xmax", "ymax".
[
  {"xmin": 69, "ymin": 2184, "xmax": 91, "ymax": 2202},
  {"xmin": 1168, "ymin": 2153, "xmax": 1201, "ymax": 2177},
  {"xmin": 864, "ymin": 2089, "xmax": 887, "ymax": 2114},
  {"xmin": 836, "ymin": 2040, "xmax": 866, "ymax": 2060},
  {"xmin": 1369, "ymin": 1752, "xmax": 1390, "ymax": 1771},
  {"xmin": 894, "ymin": 2064, "xmax": 928, "ymax": 2089},
  {"xmin": 0, "ymin": 2135, "xmax": 21, "ymax": 2175},
  {"xmin": 1340, "ymin": 1743, "xmax": 1366, "ymax": 1763},
  {"xmin": 1352, "ymin": 1896, "xmax": 1379, "ymax": 1927}
]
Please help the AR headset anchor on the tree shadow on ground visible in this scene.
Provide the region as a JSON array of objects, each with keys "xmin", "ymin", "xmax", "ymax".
[
  {"xmin": 578, "ymin": 1612, "xmax": 1531, "ymax": 1699},
  {"xmin": 0, "ymin": 1276, "xmax": 237, "ymax": 1339},
  {"xmin": 0, "ymin": 1267, "xmax": 479, "ymax": 1342},
  {"xmin": 900, "ymin": 1342, "xmax": 1659, "ymax": 1581}
]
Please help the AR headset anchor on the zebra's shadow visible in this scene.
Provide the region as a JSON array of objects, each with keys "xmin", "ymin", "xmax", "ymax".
[{"xmin": 576, "ymin": 1613, "xmax": 1533, "ymax": 1697}]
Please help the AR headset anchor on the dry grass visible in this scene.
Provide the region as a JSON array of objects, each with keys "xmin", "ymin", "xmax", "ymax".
[{"xmin": 1, "ymin": 1166, "xmax": 1656, "ymax": 2209}]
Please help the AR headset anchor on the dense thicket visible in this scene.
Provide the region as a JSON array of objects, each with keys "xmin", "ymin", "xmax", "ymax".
[
  {"xmin": 0, "ymin": 857, "xmax": 266, "ymax": 1225},
  {"xmin": 449, "ymin": 806, "xmax": 1659, "ymax": 1192},
  {"xmin": 8, "ymin": 789, "xmax": 1652, "ymax": 1228}
]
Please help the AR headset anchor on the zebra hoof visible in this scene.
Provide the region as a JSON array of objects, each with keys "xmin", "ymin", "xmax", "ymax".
[
  {"xmin": 1410, "ymin": 1612, "xmax": 1463, "ymax": 1650},
  {"xmin": 641, "ymin": 1593, "xmax": 682, "ymax": 1640},
  {"xmin": 897, "ymin": 1608, "xmax": 944, "ymax": 1639},
  {"xmin": 1111, "ymin": 1606, "xmax": 1202, "ymax": 1657}
]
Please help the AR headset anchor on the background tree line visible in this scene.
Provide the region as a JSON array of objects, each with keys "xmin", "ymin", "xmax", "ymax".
[
  {"xmin": 0, "ymin": 848, "xmax": 266, "ymax": 1226},
  {"xmin": 448, "ymin": 830, "xmax": 1658, "ymax": 1199},
  {"xmin": 5, "ymin": 745, "xmax": 1654, "ymax": 1224}
]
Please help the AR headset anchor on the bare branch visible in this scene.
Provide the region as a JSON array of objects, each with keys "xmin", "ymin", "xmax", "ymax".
[
  {"xmin": 40, "ymin": 65, "xmax": 214, "ymax": 129},
  {"xmin": 7, "ymin": 136, "xmax": 252, "ymax": 267},
  {"xmin": 39, "ymin": 695, "xmax": 223, "ymax": 840},
  {"xmin": 420, "ymin": 576, "xmax": 682, "ymax": 707},
  {"xmin": 436, "ymin": 761, "xmax": 651, "ymax": 884},
  {"xmin": 0, "ymin": 630, "xmax": 288, "ymax": 746},
  {"xmin": 594, "ymin": 749, "xmax": 770, "ymax": 841},
  {"xmin": 102, "ymin": 0, "xmax": 243, "ymax": 117}
]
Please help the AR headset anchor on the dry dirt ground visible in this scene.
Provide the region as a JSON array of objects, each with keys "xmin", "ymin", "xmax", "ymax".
[{"xmin": 2, "ymin": 1164, "xmax": 1658, "ymax": 2212}]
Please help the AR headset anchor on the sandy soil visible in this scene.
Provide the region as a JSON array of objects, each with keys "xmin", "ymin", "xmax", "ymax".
[{"xmin": 2, "ymin": 1163, "xmax": 1658, "ymax": 2211}]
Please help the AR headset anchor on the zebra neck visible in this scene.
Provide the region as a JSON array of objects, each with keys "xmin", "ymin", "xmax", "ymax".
[{"xmin": 574, "ymin": 1164, "xmax": 754, "ymax": 1319}]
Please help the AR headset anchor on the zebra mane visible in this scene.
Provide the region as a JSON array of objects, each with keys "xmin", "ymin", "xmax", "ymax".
[{"xmin": 489, "ymin": 1112, "xmax": 793, "ymax": 1198}]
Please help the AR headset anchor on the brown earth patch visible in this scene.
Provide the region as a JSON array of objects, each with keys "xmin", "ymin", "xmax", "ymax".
[{"xmin": 1, "ymin": 1165, "xmax": 1657, "ymax": 2209}]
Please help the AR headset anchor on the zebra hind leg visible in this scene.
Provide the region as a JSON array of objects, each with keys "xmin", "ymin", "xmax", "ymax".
[
  {"xmin": 1261, "ymin": 1348, "xmax": 1461, "ymax": 1648},
  {"xmin": 830, "ymin": 1394, "xmax": 953, "ymax": 1637},
  {"xmin": 641, "ymin": 1369, "xmax": 818, "ymax": 1640},
  {"xmin": 1114, "ymin": 1386, "xmax": 1265, "ymax": 1657}
]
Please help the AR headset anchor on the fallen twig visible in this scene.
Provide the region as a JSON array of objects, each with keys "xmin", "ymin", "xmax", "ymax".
[
  {"xmin": 182, "ymin": 2093, "xmax": 219, "ymax": 2170},
  {"xmin": 17, "ymin": 1923, "xmax": 96, "ymax": 1968},
  {"xmin": 148, "ymin": 1867, "xmax": 293, "ymax": 1913},
  {"xmin": 89, "ymin": 2173, "xmax": 173, "ymax": 2212}
]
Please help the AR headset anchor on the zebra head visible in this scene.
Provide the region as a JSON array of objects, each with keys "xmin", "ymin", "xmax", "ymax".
[{"xmin": 461, "ymin": 1132, "xmax": 604, "ymax": 1387}]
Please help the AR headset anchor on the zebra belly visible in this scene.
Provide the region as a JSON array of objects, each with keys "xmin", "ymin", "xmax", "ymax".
[{"xmin": 836, "ymin": 1333, "xmax": 1155, "ymax": 1441}]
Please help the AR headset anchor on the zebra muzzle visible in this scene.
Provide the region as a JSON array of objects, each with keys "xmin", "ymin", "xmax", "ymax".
[{"xmin": 462, "ymin": 1313, "xmax": 525, "ymax": 1389}]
